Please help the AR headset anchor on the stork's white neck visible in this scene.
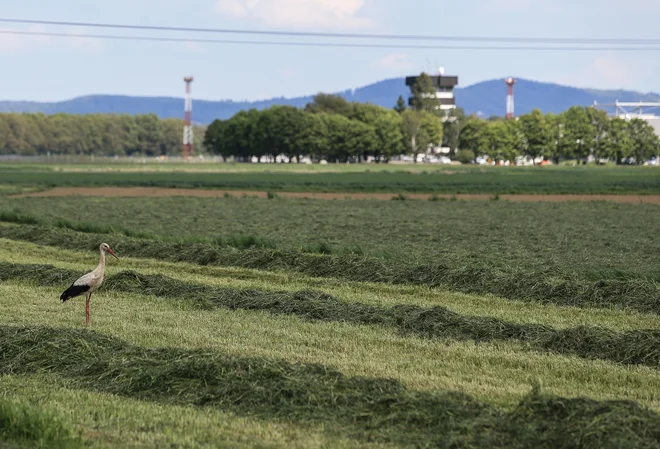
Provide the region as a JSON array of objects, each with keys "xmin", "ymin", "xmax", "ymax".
[{"xmin": 96, "ymin": 248, "xmax": 106, "ymax": 272}]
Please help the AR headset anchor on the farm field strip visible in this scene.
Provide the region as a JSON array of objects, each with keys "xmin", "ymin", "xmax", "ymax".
[
  {"xmin": 2, "ymin": 165, "xmax": 660, "ymax": 447},
  {"xmin": 0, "ymin": 223, "xmax": 658, "ymax": 318},
  {"xmin": 3, "ymin": 257, "xmax": 660, "ymax": 372},
  {"xmin": 3, "ymin": 323, "xmax": 660, "ymax": 449},
  {"xmin": 10, "ymin": 186, "xmax": 660, "ymax": 204},
  {"xmin": 2, "ymin": 194, "xmax": 658, "ymax": 279},
  {"xmin": 3, "ymin": 238, "xmax": 660, "ymax": 332},
  {"xmin": 13, "ymin": 280, "xmax": 660, "ymax": 405},
  {"xmin": 2, "ymin": 241, "xmax": 660, "ymax": 410},
  {"xmin": 0, "ymin": 376, "xmax": 388, "ymax": 449},
  {"xmin": 1, "ymin": 165, "xmax": 659, "ymax": 195}
]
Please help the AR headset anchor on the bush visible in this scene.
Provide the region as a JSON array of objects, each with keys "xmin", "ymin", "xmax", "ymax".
[{"xmin": 455, "ymin": 149, "xmax": 476, "ymax": 164}]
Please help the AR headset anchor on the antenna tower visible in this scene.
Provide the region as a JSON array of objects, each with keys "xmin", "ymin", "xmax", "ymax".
[
  {"xmin": 506, "ymin": 77, "xmax": 516, "ymax": 119},
  {"xmin": 183, "ymin": 76, "xmax": 194, "ymax": 159}
]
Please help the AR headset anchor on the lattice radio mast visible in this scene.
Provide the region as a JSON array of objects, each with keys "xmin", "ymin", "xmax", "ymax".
[{"xmin": 506, "ymin": 77, "xmax": 516, "ymax": 119}]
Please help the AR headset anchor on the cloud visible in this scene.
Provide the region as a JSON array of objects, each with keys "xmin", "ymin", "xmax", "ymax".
[
  {"xmin": 556, "ymin": 54, "xmax": 652, "ymax": 90},
  {"xmin": 0, "ymin": 25, "xmax": 102, "ymax": 54},
  {"xmin": 215, "ymin": 0, "xmax": 373, "ymax": 29},
  {"xmin": 374, "ymin": 53, "xmax": 414, "ymax": 71},
  {"xmin": 279, "ymin": 68, "xmax": 298, "ymax": 79},
  {"xmin": 0, "ymin": 25, "xmax": 51, "ymax": 53}
]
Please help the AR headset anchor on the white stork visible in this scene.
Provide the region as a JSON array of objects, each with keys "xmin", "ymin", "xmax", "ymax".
[{"xmin": 60, "ymin": 242, "xmax": 119, "ymax": 325}]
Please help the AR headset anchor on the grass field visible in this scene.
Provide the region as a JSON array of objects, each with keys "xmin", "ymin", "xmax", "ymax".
[
  {"xmin": 1, "ymin": 162, "xmax": 660, "ymax": 448},
  {"xmin": 1, "ymin": 162, "xmax": 659, "ymax": 194}
]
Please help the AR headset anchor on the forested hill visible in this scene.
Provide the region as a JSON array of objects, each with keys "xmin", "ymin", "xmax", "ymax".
[{"xmin": 1, "ymin": 78, "xmax": 659, "ymax": 123}]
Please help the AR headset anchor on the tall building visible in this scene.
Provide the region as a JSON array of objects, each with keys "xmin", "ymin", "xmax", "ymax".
[{"xmin": 405, "ymin": 69, "xmax": 459, "ymax": 118}]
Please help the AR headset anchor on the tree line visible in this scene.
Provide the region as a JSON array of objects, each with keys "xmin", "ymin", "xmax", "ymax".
[
  {"xmin": 0, "ymin": 71, "xmax": 657, "ymax": 164},
  {"xmin": 203, "ymin": 93, "xmax": 445, "ymax": 163},
  {"xmin": 457, "ymin": 107, "xmax": 660, "ymax": 164},
  {"xmin": 0, "ymin": 112, "xmax": 206, "ymax": 156},
  {"xmin": 204, "ymin": 72, "xmax": 659, "ymax": 165}
]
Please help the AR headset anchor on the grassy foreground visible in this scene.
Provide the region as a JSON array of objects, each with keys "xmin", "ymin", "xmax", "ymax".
[
  {"xmin": 1, "ymin": 164, "xmax": 659, "ymax": 447},
  {"xmin": 2, "ymin": 236, "xmax": 660, "ymax": 446},
  {"xmin": 4, "ymin": 324, "xmax": 660, "ymax": 449}
]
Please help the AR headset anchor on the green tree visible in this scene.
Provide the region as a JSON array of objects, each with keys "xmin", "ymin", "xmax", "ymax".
[
  {"xmin": 627, "ymin": 118, "xmax": 660, "ymax": 164},
  {"xmin": 442, "ymin": 107, "xmax": 465, "ymax": 152},
  {"xmin": 353, "ymin": 103, "xmax": 405, "ymax": 160},
  {"xmin": 204, "ymin": 119, "xmax": 231, "ymax": 160},
  {"xmin": 299, "ymin": 112, "xmax": 329, "ymax": 161},
  {"xmin": 394, "ymin": 95, "xmax": 407, "ymax": 114},
  {"xmin": 484, "ymin": 120, "xmax": 522, "ymax": 162},
  {"xmin": 562, "ymin": 106, "xmax": 594, "ymax": 163},
  {"xmin": 458, "ymin": 118, "xmax": 489, "ymax": 156},
  {"xmin": 401, "ymin": 110, "xmax": 430, "ymax": 161},
  {"xmin": 268, "ymin": 105, "xmax": 310, "ymax": 161},
  {"xmin": 602, "ymin": 117, "xmax": 631, "ymax": 163},
  {"xmin": 372, "ymin": 111, "xmax": 405, "ymax": 161},
  {"xmin": 419, "ymin": 111, "xmax": 444, "ymax": 147},
  {"xmin": 318, "ymin": 113, "xmax": 376, "ymax": 162},
  {"xmin": 409, "ymin": 72, "xmax": 439, "ymax": 112},
  {"xmin": 519, "ymin": 109, "xmax": 549, "ymax": 162},
  {"xmin": 586, "ymin": 107, "xmax": 610, "ymax": 162},
  {"xmin": 304, "ymin": 93, "xmax": 354, "ymax": 117}
]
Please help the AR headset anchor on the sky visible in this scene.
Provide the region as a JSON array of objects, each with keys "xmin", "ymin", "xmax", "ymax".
[{"xmin": 0, "ymin": 0, "xmax": 659, "ymax": 102}]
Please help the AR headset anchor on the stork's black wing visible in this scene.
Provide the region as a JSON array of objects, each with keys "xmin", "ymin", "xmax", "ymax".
[{"xmin": 60, "ymin": 283, "xmax": 90, "ymax": 302}]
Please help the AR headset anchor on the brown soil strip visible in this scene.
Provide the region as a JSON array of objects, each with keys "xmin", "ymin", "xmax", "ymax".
[{"xmin": 10, "ymin": 187, "xmax": 660, "ymax": 204}]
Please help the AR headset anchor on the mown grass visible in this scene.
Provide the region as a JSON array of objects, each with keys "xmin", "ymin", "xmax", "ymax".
[
  {"xmin": 2, "ymin": 195, "xmax": 658, "ymax": 278},
  {"xmin": 2, "ymin": 260, "xmax": 660, "ymax": 372},
  {"xmin": 1, "ymin": 223, "xmax": 658, "ymax": 316},
  {"xmin": 0, "ymin": 209, "xmax": 281, "ymax": 251},
  {"xmin": 1, "ymin": 164, "xmax": 659, "ymax": 194},
  {"xmin": 0, "ymin": 375, "xmax": 389, "ymax": 449},
  {"xmin": 4, "ymin": 279, "xmax": 660, "ymax": 412},
  {"xmin": 3, "ymin": 324, "xmax": 660, "ymax": 449},
  {"xmin": 4, "ymin": 236, "xmax": 660, "ymax": 332},
  {"xmin": 0, "ymin": 396, "xmax": 84, "ymax": 449}
]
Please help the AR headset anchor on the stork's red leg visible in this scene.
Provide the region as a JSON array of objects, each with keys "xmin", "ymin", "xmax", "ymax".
[{"xmin": 85, "ymin": 293, "xmax": 92, "ymax": 326}]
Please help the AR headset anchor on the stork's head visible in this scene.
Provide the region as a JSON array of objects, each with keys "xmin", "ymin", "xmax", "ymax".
[{"xmin": 100, "ymin": 243, "xmax": 119, "ymax": 260}]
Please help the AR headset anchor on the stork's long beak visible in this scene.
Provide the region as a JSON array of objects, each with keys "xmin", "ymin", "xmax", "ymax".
[{"xmin": 107, "ymin": 248, "xmax": 119, "ymax": 260}]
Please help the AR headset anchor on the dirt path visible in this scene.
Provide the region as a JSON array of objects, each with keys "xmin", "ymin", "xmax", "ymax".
[{"xmin": 11, "ymin": 186, "xmax": 660, "ymax": 204}]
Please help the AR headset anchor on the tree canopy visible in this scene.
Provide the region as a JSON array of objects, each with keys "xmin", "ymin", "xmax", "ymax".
[
  {"xmin": 204, "ymin": 95, "xmax": 446, "ymax": 162},
  {"xmin": 456, "ymin": 107, "xmax": 659, "ymax": 164},
  {"xmin": 0, "ymin": 112, "xmax": 206, "ymax": 156}
]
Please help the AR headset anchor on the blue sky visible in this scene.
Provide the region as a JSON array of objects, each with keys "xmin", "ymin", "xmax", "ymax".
[{"xmin": 1, "ymin": 0, "xmax": 659, "ymax": 102}]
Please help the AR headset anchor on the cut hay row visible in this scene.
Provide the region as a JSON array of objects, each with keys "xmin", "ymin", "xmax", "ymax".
[
  {"xmin": 1, "ymin": 223, "xmax": 658, "ymax": 315},
  {"xmin": 2, "ymin": 261, "xmax": 660, "ymax": 370},
  {"xmin": 2, "ymin": 324, "xmax": 660, "ymax": 449}
]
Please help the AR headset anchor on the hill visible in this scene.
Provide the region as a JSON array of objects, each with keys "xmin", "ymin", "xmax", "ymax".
[{"xmin": 1, "ymin": 78, "xmax": 658, "ymax": 124}]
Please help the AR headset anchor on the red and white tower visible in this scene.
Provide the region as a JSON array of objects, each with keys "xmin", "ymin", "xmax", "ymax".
[
  {"xmin": 505, "ymin": 77, "xmax": 516, "ymax": 119},
  {"xmin": 183, "ymin": 76, "xmax": 194, "ymax": 159}
]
